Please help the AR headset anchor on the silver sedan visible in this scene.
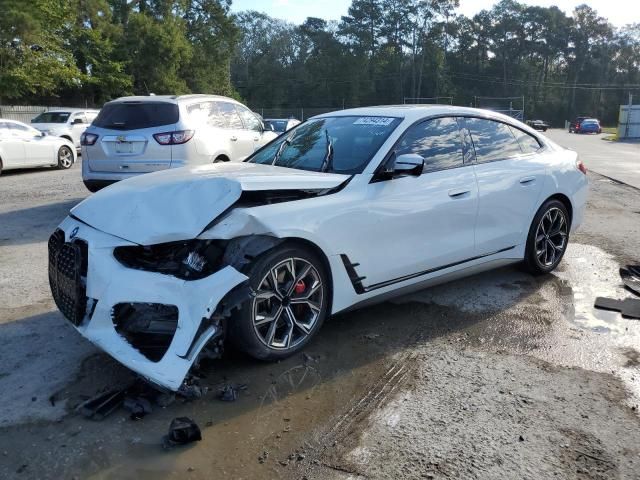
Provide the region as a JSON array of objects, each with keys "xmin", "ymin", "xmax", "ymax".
[{"xmin": 0, "ymin": 119, "xmax": 76, "ymax": 175}]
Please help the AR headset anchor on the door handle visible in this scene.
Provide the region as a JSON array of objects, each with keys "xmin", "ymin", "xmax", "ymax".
[
  {"xmin": 519, "ymin": 176, "xmax": 536, "ymax": 185},
  {"xmin": 448, "ymin": 188, "xmax": 471, "ymax": 198},
  {"xmin": 230, "ymin": 136, "xmax": 238, "ymax": 142}
]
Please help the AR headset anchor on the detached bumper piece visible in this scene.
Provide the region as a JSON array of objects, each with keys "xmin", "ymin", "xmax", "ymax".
[{"xmin": 48, "ymin": 229, "xmax": 88, "ymax": 326}]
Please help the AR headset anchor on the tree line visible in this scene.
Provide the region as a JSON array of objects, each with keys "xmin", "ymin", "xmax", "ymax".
[{"xmin": 1, "ymin": 0, "xmax": 639, "ymax": 125}]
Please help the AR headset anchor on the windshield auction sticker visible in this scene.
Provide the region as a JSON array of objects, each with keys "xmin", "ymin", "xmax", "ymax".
[{"xmin": 353, "ymin": 117, "xmax": 396, "ymax": 126}]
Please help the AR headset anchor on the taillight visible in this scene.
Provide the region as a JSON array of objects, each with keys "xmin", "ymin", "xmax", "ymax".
[
  {"xmin": 153, "ymin": 130, "xmax": 194, "ymax": 145},
  {"xmin": 81, "ymin": 133, "xmax": 99, "ymax": 146},
  {"xmin": 576, "ymin": 159, "xmax": 587, "ymax": 175}
]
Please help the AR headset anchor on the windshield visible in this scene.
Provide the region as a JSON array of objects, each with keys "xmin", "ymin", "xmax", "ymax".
[
  {"xmin": 32, "ymin": 112, "xmax": 70, "ymax": 124},
  {"xmin": 247, "ymin": 116, "xmax": 401, "ymax": 174}
]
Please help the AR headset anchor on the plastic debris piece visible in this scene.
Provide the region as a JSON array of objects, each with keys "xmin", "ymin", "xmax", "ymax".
[
  {"xmin": 123, "ymin": 396, "xmax": 153, "ymax": 420},
  {"xmin": 620, "ymin": 265, "xmax": 640, "ymax": 297},
  {"xmin": 594, "ymin": 297, "xmax": 640, "ymax": 319},
  {"xmin": 217, "ymin": 383, "xmax": 248, "ymax": 402},
  {"xmin": 163, "ymin": 417, "xmax": 202, "ymax": 449},
  {"xmin": 77, "ymin": 389, "xmax": 125, "ymax": 421}
]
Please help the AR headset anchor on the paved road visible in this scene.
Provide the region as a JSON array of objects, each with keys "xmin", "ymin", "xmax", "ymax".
[{"xmin": 546, "ymin": 129, "xmax": 640, "ymax": 189}]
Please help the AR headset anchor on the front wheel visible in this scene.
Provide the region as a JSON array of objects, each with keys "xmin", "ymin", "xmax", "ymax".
[
  {"xmin": 228, "ymin": 244, "xmax": 329, "ymax": 360},
  {"xmin": 523, "ymin": 200, "xmax": 570, "ymax": 275},
  {"xmin": 57, "ymin": 146, "xmax": 73, "ymax": 169}
]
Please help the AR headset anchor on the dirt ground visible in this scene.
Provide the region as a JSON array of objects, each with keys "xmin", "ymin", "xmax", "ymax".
[{"xmin": 1, "ymin": 136, "xmax": 639, "ymax": 479}]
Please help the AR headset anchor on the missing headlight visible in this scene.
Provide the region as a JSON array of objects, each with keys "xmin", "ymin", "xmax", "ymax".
[{"xmin": 114, "ymin": 240, "xmax": 224, "ymax": 280}]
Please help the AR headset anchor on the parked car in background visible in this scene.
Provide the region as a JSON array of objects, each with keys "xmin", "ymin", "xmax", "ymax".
[
  {"xmin": 568, "ymin": 116, "xmax": 590, "ymax": 133},
  {"xmin": 264, "ymin": 118, "xmax": 301, "ymax": 134},
  {"xmin": 0, "ymin": 119, "xmax": 76, "ymax": 174},
  {"xmin": 81, "ymin": 95, "xmax": 278, "ymax": 192},
  {"xmin": 576, "ymin": 118, "xmax": 602, "ymax": 134},
  {"xmin": 526, "ymin": 119, "xmax": 549, "ymax": 132},
  {"xmin": 31, "ymin": 109, "xmax": 99, "ymax": 151},
  {"xmin": 49, "ymin": 106, "xmax": 588, "ymax": 391}
]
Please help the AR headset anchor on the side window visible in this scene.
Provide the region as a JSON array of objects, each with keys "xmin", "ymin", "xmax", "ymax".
[
  {"xmin": 509, "ymin": 126, "xmax": 542, "ymax": 154},
  {"xmin": 72, "ymin": 114, "xmax": 88, "ymax": 124},
  {"xmin": 10, "ymin": 123, "xmax": 31, "ymax": 133},
  {"xmin": 216, "ymin": 102, "xmax": 243, "ymax": 129},
  {"xmin": 395, "ymin": 117, "xmax": 464, "ymax": 173},
  {"xmin": 464, "ymin": 118, "xmax": 522, "ymax": 163},
  {"xmin": 236, "ymin": 105, "xmax": 262, "ymax": 132}
]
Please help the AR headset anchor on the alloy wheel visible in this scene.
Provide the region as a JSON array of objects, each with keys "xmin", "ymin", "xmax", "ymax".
[
  {"xmin": 58, "ymin": 147, "xmax": 73, "ymax": 168},
  {"xmin": 534, "ymin": 207, "xmax": 568, "ymax": 267},
  {"xmin": 252, "ymin": 257, "xmax": 323, "ymax": 350}
]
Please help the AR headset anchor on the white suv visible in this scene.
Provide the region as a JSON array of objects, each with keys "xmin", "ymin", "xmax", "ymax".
[
  {"xmin": 81, "ymin": 95, "xmax": 277, "ymax": 192},
  {"xmin": 31, "ymin": 109, "xmax": 99, "ymax": 151}
]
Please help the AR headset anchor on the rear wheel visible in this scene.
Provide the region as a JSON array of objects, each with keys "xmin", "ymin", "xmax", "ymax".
[
  {"xmin": 229, "ymin": 244, "xmax": 329, "ymax": 360},
  {"xmin": 523, "ymin": 199, "xmax": 570, "ymax": 275},
  {"xmin": 57, "ymin": 146, "xmax": 73, "ymax": 169},
  {"xmin": 214, "ymin": 155, "xmax": 229, "ymax": 163}
]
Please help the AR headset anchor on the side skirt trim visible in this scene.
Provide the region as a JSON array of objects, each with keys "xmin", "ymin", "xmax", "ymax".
[{"xmin": 342, "ymin": 246, "xmax": 517, "ymax": 294}]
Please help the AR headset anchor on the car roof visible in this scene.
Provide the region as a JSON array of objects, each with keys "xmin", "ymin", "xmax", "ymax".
[
  {"xmin": 265, "ymin": 118, "xmax": 299, "ymax": 121},
  {"xmin": 312, "ymin": 105, "xmax": 528, "ymax": 125},
  {"xmin": 582, "ymin": 118, "xmax": 599, "ymax": 122},
  {"xmin": 106, "ymin": 94, "xmax": 241, "ymax": 105}
]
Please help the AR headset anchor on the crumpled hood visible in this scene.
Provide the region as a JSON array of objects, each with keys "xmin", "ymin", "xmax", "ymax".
[{"xmin": 71, "ymin": 162, "xmax": 349, "ymax": 245}]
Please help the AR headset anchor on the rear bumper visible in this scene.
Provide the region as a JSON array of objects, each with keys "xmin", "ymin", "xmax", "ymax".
[{"xmin": 49, "ymin": 217, "xmax": 248, "ymax": 391}]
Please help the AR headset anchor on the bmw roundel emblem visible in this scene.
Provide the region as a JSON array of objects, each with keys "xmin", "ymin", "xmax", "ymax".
[{"xmin": 69, "ymin": 226, "xmax": 79, "ymax": 240}]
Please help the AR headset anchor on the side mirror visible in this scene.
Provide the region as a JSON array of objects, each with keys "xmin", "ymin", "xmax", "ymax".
[
  {"xmin": 389, "ymin": 153, "xmax": 424, "ymax": 176},
  {"xmin": 40, "ymin": 131, "xmax": 47, "ymax": 137},
  {"xmin": 72, "ymin": 118, "xmax": 84, "ymax": 125}
]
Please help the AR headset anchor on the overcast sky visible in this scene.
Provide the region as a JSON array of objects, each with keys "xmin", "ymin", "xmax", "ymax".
[{"xmin": 230, "ymin": 0, "xmax": 638, "ymax": 27}]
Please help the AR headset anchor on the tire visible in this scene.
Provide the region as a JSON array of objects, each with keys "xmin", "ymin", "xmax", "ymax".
[
  {"xmin": 214, "ymin": 155, "xmax": 229, "ymax": 163},
  {"xmin": 228, "ymin": 244, "xmax": 330, "ymax": 360},
  {"xmin": 57, "ymin": 146, "xmax": 73, "ymax": 170},
  {"xmin": 523, "ymin": 199, "xmax": 570, "ymax": 275}
]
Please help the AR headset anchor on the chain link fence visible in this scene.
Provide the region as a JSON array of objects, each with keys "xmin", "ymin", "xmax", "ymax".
[{"xmin": 252, "ymin": 107, "xmax": 346, "ymax": 122}]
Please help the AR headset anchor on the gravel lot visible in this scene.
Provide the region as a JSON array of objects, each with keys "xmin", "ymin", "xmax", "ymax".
[{"xmin": 0, "ymin": 135, "xmax": 639, "ymax": 479}]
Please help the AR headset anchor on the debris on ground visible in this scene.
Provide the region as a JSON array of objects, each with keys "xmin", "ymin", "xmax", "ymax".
[
  {"xmin": 178, "ymin": 376, "xmax": 208, "ymax": 399},
  {"xmin": 594, "ymin": 297, "xmax": 640, "ymax": 319},
  {"xmin": 620, "ymin": 265, "xmax": 640, "ymax": 297},
  {"xmin": 77, "ymin": 389, "xmax": 126, "ymax": 421},
  {"xmin": 123, "ymin": 396, "xmax": 153, "ymax": 420},
  {"xmin": 162, "ymin": 417, "xmax": 202, "ymax": 449},
  {"xmin": 217, "ymin": 383, "xmax": 248, "ymax": 402}
]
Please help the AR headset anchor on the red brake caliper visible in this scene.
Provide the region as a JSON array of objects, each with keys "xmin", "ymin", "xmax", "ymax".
[{"xmin": 294, "ymin": 280, "xmax": 306, "ymax": 295}]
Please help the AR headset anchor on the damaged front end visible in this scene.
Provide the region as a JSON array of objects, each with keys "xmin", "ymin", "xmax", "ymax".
[{"xmin": 48, "ymin": 217, "xmax": 258, "ymax": 391}]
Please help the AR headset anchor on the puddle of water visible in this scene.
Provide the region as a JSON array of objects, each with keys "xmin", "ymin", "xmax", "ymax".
[{"xmin": 554, "ymin": 244, "xmax": 632, "ymax": 334}]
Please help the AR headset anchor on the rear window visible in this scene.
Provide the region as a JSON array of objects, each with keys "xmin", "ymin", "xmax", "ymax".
[{"xmin": 93, "ymin": 102, "xmax": 179, "ymax": 130}]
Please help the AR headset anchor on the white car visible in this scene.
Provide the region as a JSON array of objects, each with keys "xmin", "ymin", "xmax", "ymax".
[
  {"xmin": 0, "ymin": 119, "xmax": 76, "ymax": 174},
  {"xmin": 31, "ymin": 109, "xmax": 99, "ymax": 151},
  {"xmin": 264, "ymin": 118, "xmax": 301, "ymax": 134},
  {"xmin": 49, "ymin": 106, "xmax": 588, "ymax": 392},
  {"xmin": 81, "ymin": 95, "xmax": 278, "ymax": 192}
]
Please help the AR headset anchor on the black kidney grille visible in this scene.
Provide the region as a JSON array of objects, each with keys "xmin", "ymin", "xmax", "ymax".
[{"xmin": 48, "ymin": 230, "xmax": 88, "ymax": 326}]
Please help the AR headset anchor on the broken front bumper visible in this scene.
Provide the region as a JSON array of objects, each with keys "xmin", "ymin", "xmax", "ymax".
[{"xmin": 49, "ymin": 217, "xmax": 248, "ymax": 391}]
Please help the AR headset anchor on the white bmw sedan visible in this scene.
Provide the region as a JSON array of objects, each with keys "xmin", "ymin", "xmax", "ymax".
[
  {"xmin": 49, "ymin": 106, "xmax": 588, "ymax": 391},
  {"xmin": 0, "ymin": 119, "xmax": 76, "ymax": 174}
]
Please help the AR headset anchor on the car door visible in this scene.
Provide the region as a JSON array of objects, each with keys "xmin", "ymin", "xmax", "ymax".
[
  {"xmin": 216, "ymin": 102, "xmax": 253, "ymax": 161},
  {"xmin": 0, "ymin": 121, "xmax": 26, "ymax": 167},
  {"xmin": 9, "ymin": 122, "xmax": 54, "ymax": 166},
  {"xmin": 460, "ymin": 117, "xmax": 546, "ymax": 256},
  {"xmin": 341, "ymin": 116, "xmax": 479, "ymax": 288},
  {"xmin": 69, "ymin": 112, "xmax": 88, "ymax": 147},
  {"xmin": 236, "ymin": 105, "xmax": 269, "ymax": 152}
]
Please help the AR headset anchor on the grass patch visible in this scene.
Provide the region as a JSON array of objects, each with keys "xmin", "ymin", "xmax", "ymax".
[{"xmin": 602, "ymin": 127, "xmax": 617, "ymax": 134}]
